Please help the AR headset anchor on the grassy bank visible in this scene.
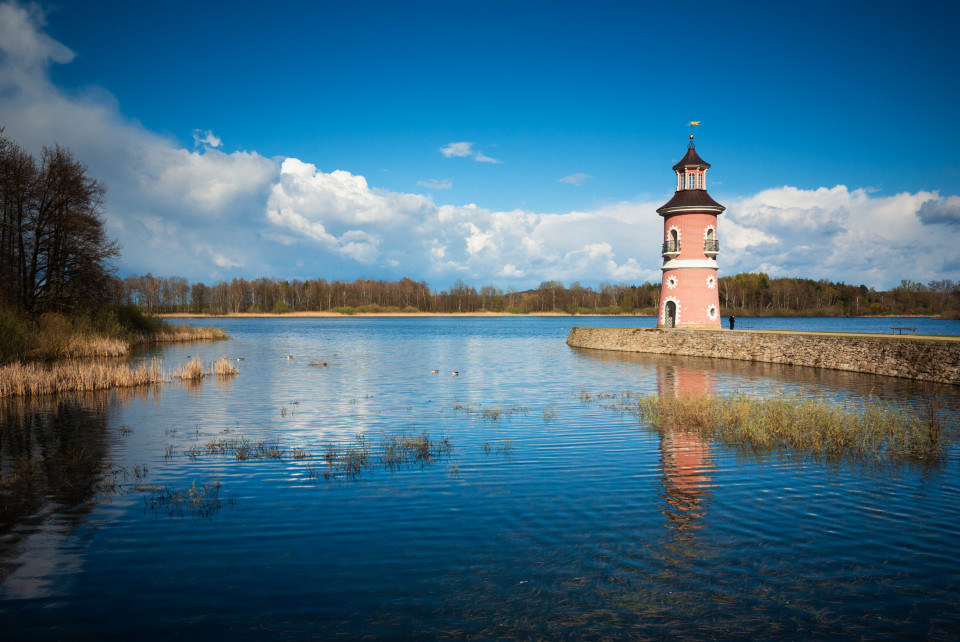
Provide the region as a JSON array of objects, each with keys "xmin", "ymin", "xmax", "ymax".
[
  {"xmin": 0, "ymin": 306, "xmax": 233, "ymax": 398},
  {"xmin": 0, "ymin": 305, "xmax": 226, "ymax": 364}
]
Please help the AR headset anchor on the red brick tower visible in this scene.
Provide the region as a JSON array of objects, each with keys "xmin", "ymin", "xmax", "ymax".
[{"xmin": 657, "ymin": 131, "xmax": 725, "ymax": 328}]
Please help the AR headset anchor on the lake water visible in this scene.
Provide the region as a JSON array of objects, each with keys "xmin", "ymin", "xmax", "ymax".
[{"xmin": 2, "ymin": 317, "xmax": 959, "ymax": 639}]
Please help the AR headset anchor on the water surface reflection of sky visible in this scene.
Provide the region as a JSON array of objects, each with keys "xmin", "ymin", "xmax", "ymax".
[{"xmin": 1, "ymin": 317, "xmax": 958, "ymax": 639}]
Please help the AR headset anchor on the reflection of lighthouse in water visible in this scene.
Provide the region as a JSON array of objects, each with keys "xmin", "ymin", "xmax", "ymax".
[{"xmin": 656, "ymin": 362, "xmax": 715, "ymax": 536}]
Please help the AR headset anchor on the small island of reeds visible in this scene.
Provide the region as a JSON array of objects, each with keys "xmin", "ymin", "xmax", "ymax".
[{"xmin": 581, "ymin": 390, "xmax": 956, "ymax": 464}]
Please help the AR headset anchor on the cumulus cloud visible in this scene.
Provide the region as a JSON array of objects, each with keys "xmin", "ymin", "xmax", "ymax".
[
  {"xmin": 263, "ymin": 156, "xmax": 664, "ymax": 285},
  {"xmin": 918, "ymin": 196, "xmax": 960, "ymax": 226},
  {"xmin": 266, "ymin": 158, "xmax": 436, "ymax": 265},
  {"xmin": 417, "ymin": 178, "xmax": 452, "ymax": 190},
  {"xmin": 559, "ymin": 172, "xmax": 591, "ymax": 186},
  {"xmin": 723, "ymin": 185, "xmax": 954, "ymax": 286}
]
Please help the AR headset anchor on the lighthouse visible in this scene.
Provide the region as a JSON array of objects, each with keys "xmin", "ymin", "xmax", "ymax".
[{"xmin": 656, "ymin": 130, "xmax": 725, "ymax": 329}]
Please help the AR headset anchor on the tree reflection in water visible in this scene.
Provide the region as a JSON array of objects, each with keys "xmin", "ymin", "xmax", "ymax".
[{"xmin": 0, "ymin": 393, "xmax": 120, "ymax": 594}]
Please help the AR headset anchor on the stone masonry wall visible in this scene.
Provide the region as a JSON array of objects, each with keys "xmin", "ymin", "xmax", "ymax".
[{"xmin": 566, "ymin": 327, "xmax": 960, "ymax": 385}]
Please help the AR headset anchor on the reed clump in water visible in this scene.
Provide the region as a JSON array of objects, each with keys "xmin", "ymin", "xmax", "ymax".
[
  {"xmin": 168, "ymin": 429, "xmax": 455, "ymax": 481},
  {"xmin": 319, "ymin": 431, "xmax": 452, "ymax": 480},
  {"xmin": 454, "ymin": 400, "xmax": 528, "ymax": 422},
  {"xmin": 380, "ymin": 431, "xmax": 454, "ymax": 470},
  {"xmin": 210, "ymin": 356, "xmax": 239, "ymax": 377},
  {"xmin": 0, "ymin": 357, "xmax": 167, "ymax": 397},
  {"xmin": 0, "ymin": 355, "xmax": 237, "ymax": 398},
  {"xmin": 629, "ymin": 392, "xmax": 956, "ymax": 463},
  {"xmin": 137, "ymin": 479, "xmax": 231, "ymax": 519},
  {"xmin": 186, "ymin": 436, "xmax": 285, "ymax": 461},
  {"xmin": 141, "ymin": 324, "xmax": 228, "ymax": 344},
  {"xmin": 173, "ymin": 356, "xmax": 239, "ymax": 381}
]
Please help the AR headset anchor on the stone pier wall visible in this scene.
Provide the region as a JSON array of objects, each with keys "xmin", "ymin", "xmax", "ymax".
[{"xmin": 566, "ymin": 327, "xmax": 960, "ymax": 385}]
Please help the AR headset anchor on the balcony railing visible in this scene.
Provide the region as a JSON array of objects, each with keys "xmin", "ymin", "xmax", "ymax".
[
  {"xmin": 704, "ymin": 239, "xmax": 719, "ymax": 254},
  {"xmin": 662, "ymin": 240, "xmax": 680, "ymax": 256}
]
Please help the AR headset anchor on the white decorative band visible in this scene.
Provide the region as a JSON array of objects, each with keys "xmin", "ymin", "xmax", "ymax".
[{"xmin": 661, "ymin": 258, "xmax": 719, "ymax": 270}]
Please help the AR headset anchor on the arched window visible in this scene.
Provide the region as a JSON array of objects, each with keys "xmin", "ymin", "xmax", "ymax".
[{"xmin": 704, "ymin": 228, "xmax": 718, "ymax": 254}]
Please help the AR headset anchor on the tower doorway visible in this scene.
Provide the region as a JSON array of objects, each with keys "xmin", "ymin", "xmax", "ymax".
[{"xmin": 665, "ymin": 301, "xmax": 677, "ymax": 328}]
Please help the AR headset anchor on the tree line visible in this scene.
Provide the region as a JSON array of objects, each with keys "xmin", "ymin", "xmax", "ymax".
[
  {"xmin": 119, "ymin": 275, "xmax": 660, "ymax": 315},
  {"xmin": 120, "ymin": 273, "xmax": 960, "ymax": 317}
]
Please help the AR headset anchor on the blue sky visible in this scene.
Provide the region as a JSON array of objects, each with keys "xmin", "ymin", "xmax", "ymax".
[{"xmin": 2, "ymin": 0, "xmax": 959, "ymax": 290}]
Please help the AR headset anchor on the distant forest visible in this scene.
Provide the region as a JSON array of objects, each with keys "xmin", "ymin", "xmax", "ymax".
[{"xmin": 120, "ymin": 273, "xmax": 960, "ymax": 318}]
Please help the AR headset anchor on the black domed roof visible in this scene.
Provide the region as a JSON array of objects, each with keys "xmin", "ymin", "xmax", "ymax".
[
  {"xmin": 657, "ymin": 188, "xmax": 725, "ymax": 215},
  {"xmin": 672, "ymin": 144, "xmax": 711, "ymax": 171}
]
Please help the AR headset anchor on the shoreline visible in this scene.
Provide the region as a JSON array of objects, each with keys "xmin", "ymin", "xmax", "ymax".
[
  {"xmin": 567, "ymin": 327, "xmax": 960, "ymax": 384},
  {"xmin": 158, "ymin": 311, "xmax": 946, "ymax": 320},
  {"xmin": 159, "ymin": 311, "xmax": 651, "ymax": 318}
]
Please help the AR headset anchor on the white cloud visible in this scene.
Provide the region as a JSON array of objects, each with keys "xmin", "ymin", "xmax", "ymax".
[
  {"xmin": 265, "ymin": 158, "xmax": 435, "ymax": 264},
  {"xmin": 263, "ymin": 158, "xmax": 664, "ymax": 285},
  {"xmin": 440, "ymin": 141, "xmax": 501, "ymax": 164},
  {"xmin": 417, "ymin": 178, "xmax": 453, "ymax": 190},
  {"xmin": 440, "ymin": 141, "xmax": 473, "ymax": 158},
  {"xmin": 212, "ymin": 252, "xmax": 242, "ymax": 269},
  {"xmin": 192, "ymin": 129, "xmax": 222, "ymax": 149},
  {"xmin": 723, "ymin": 185, "xmax": 951, "ymax": 286},
  {"xmin": 474, "ymin": 152, "xmax": 501, "ymax": 164},
  {"xmin": 559, "ymin": 172, "xmax": 591, "ymax": 185}
]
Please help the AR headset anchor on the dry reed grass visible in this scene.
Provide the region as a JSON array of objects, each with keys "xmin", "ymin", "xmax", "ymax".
[
  {"xmin": 0, "ymin": 357, "xmax": 166, "ymax": 397},
  {"xmin": 0, "ymin": 355, "xmax": 237, "ymax": 398},
  {"xmin": 173, "ymin": 357, "xmax": 205, "ymax": 380},
  {"xmin": 141, "ymin": 325, "xmax": 228, "ymax": 344},
  {"xmin": 172, "ymin": 356, "xmax": 239, "ymax": 380},
  {"xmin": 211, "ymin": 356, "xmax": 239, "ymax": 377},
  {"xmin": 63, "ymin": 333, "xmax": 129, "ymax": 358},
  {"xmin": 617, "ymin": 392, "xmax": 956, "ymax": 463}
]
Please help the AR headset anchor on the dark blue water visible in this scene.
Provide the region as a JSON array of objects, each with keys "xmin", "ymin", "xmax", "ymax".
[{"xmin": 2, "ymin": 317, "xmax": 958, "ymax": 639}]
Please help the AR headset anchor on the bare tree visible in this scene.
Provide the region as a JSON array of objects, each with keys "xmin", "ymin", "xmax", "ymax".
[{"xmin": 0, "ymin": 134, "xmax": 119, "ymax": 313}]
